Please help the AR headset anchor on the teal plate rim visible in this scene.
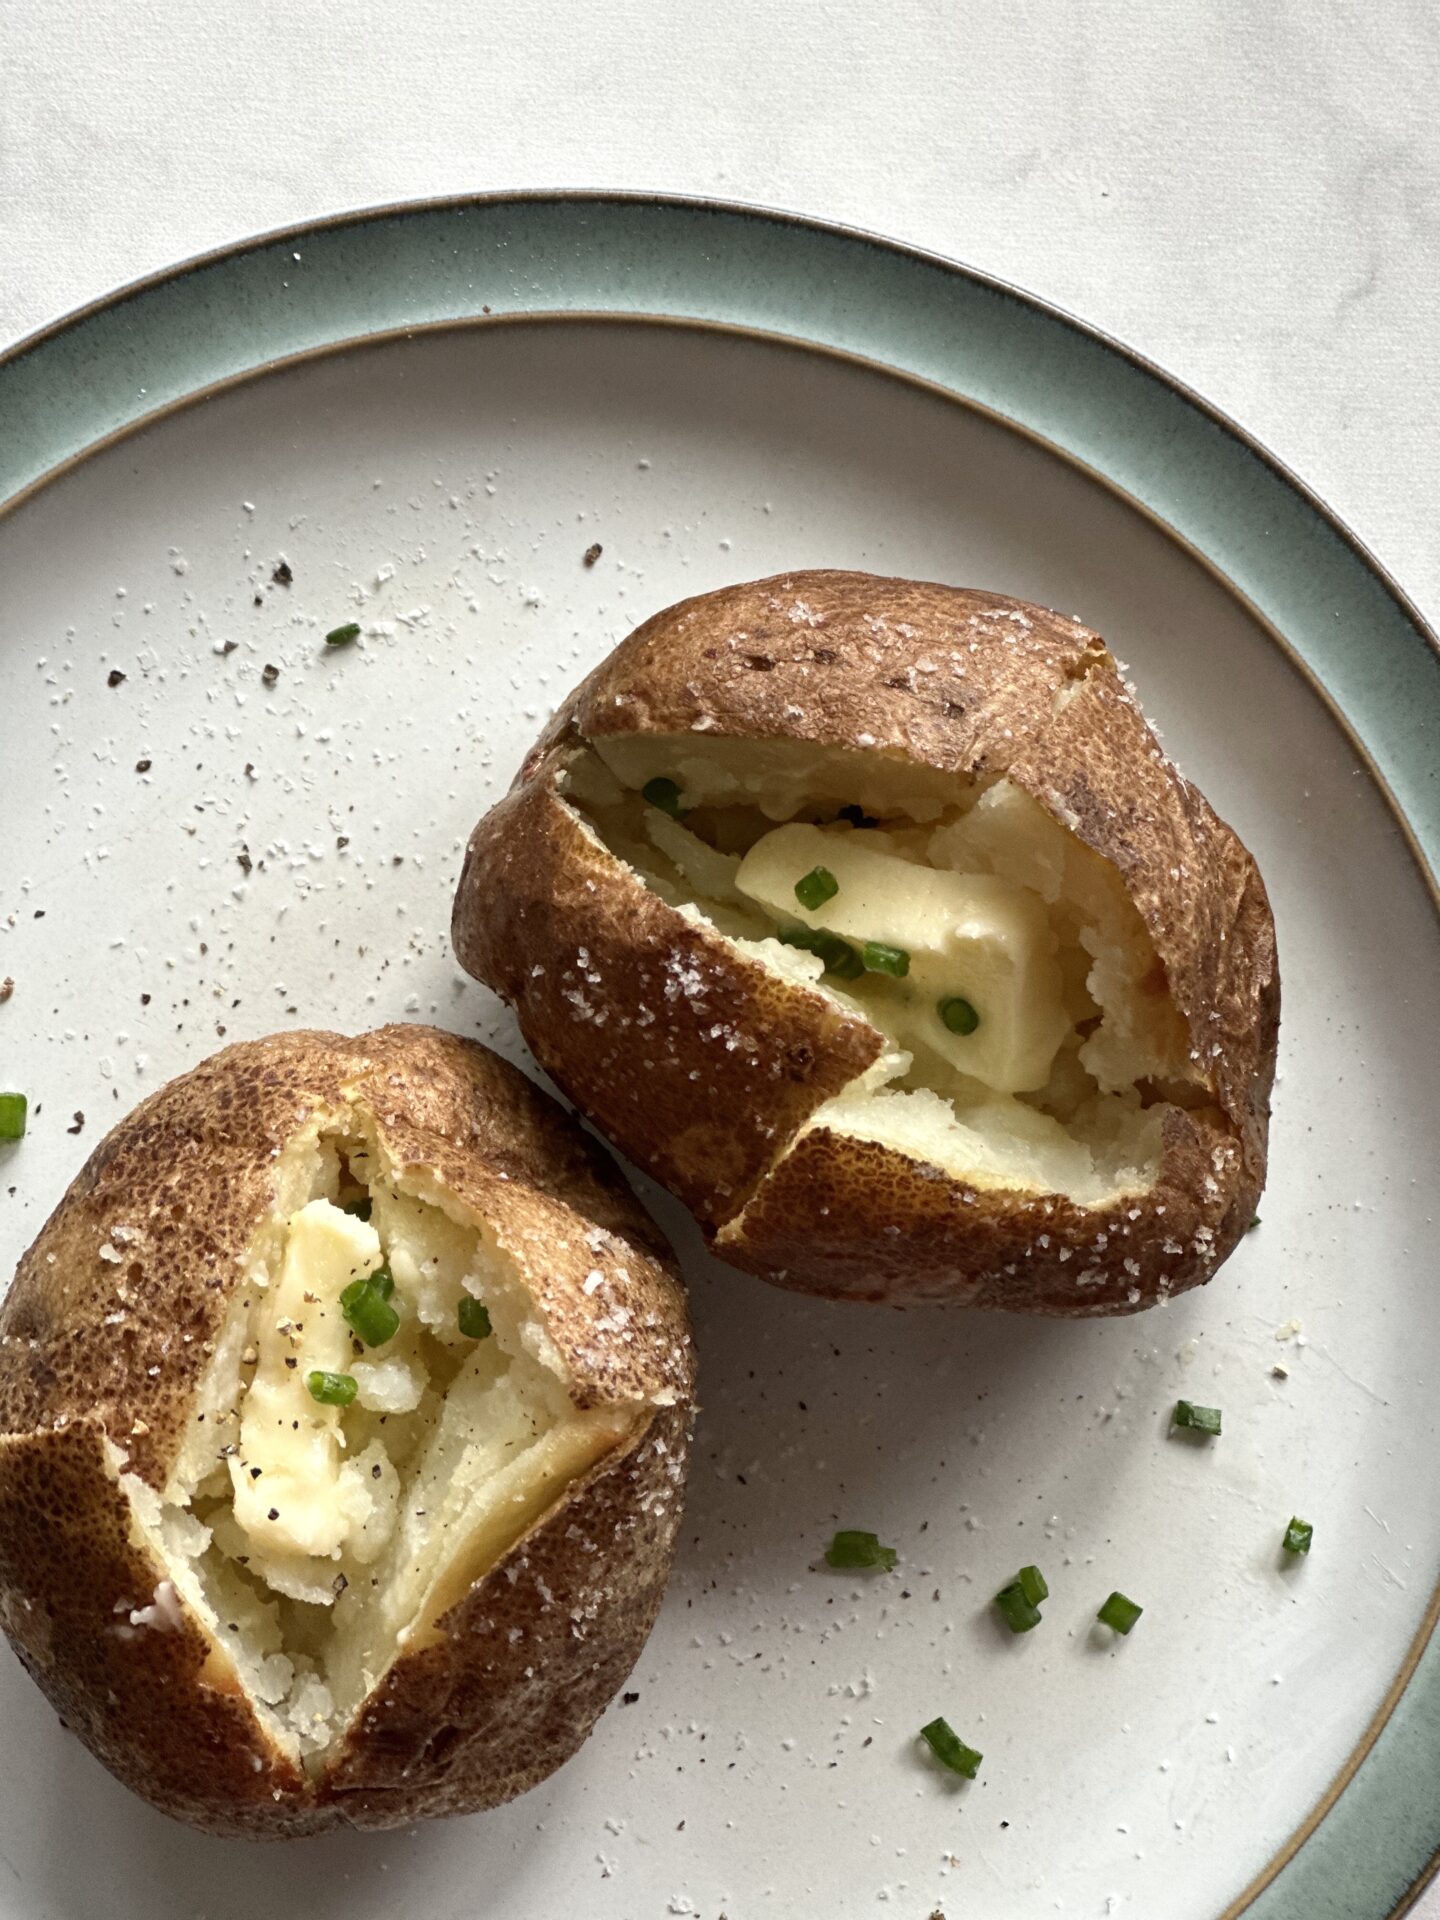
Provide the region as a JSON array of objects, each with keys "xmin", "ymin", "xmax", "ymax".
[{"xmin": 1, "ymin": 190, "xmax": 1437, "ymax": 1920}]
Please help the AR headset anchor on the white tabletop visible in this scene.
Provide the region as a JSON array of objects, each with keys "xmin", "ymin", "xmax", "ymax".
[{"xmin": 3, "ymin": 1, "xmax": 1438, "ymax": 1911}]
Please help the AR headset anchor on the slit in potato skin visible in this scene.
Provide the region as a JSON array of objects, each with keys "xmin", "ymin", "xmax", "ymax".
[
  {"xmin": 453, "ymin": 571, "xmax": 1276, "ymax": 1312},
  {"xmin": 0, "ymin": 1026, "xmax": 695, "ymax": 1835}
]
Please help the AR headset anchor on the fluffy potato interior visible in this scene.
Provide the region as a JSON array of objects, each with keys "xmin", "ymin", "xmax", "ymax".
[
  {"xmin": 567, "ymin": 736, "xmax": 1206, "ymax": 1209},
  {"xmin": 120, "ymin": 1113, "xmax": 638, "ymax": 1770}
]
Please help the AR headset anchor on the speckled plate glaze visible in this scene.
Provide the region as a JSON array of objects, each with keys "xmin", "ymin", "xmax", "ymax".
[{"xmin": 1, "ymin": 196, "xmax": 1438, "ymax": 1920}]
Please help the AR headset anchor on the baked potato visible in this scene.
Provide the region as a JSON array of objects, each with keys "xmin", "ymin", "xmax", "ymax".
[
  {"xmin": 453, "ymin": 570, "xmax": 1278, "ymax": 1312},
  {"xmin": 0, "ymin": 1024, "xmax": 694, "ymax": 1837}
]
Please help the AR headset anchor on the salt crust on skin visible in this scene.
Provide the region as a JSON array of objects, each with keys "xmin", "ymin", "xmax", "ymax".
[
  {"xmin": 0, "ymin": 1025, "xmax": 695, "ymax": 1836},
  {"xmin": 453, "ymin": 570, "xmax": 1278, "ymax": 1312}
]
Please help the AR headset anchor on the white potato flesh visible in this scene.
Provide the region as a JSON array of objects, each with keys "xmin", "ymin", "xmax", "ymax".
[
  {"xmin": 571, "ymin": 742, "xmax": 1202, "ymax": 1209},
  {"xmin": 144, "ymin": 1123, "xmax": 647, "ymax": 1768},
  {"xmin": 736, "ymin": 822, "xmax": 1072, "ymax": 1094},
  {"xmin": 229, "ymin": 1200, "xmax": 381, "ymax": 1570}
]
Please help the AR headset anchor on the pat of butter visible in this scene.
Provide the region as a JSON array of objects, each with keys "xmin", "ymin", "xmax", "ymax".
[
  {"xmin": 230, "ymin": 1199, "xmax": 380, "ymax": 1562},
  {"xmin": 735, "ymin": 823, "xmax": 1070, "ymax": 1093}
]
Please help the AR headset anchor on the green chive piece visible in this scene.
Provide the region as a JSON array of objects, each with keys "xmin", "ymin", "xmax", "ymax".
[
  {"xmin": 776, "ymin": 924, "xmax": 864, "ymax": 980},
  {"xmin": 1283, "ymin": 1517, "xmax": 1313, "ymax": 1556},
  {"xmin": 1247, "ymin": 1215, "xmax": 1261, "ymax": 1232},
  {"xmin": 340, "ymin": 1272, "xmax": 400, "ymax": 1347},
  {"xmin": 325, "ymin": 622, "xmax": 361, "ymax": 647},
  {"xmin": 861, "ymin": 941, "xmax": 910, "ymax": 978},
  {"xmin": 994, "ymin": 1580, "xmax": 1043, "ymax": 1634},
  {"xmin": 938, "ymin": 996, "xmax": 980, "ymax": 1036},
  {"xmin": 794, "ymin": 865, "xmax": 839, "ymax": 911},
  {"xmin": 1097, "ymin": 1590, "xmax": 1143, "ymax": 1635},
  {"xmin": 307, "ymin": 1369, "xmax": 358, "ymax": 1407},
  {"xmin": 458, "ymin": 1296, "xmax": 492, "ymax": 1340},
  {"xmin": 341, "ymin": 1196, "xmax": 372, "ymax": 1221},
  {"xmin": 0, "ymin": 1093, "xmax": 27, "ymax": 1140},
  {"xmin": 367, "ymin": 1260, "xmax": 395, "ymax": 1302},
  {"xmin": 819, "ymin": 935, "xmax": 864, "ymax": 980},
  {"xmin": 919, "ymin": 1717, "xmax": 982, "ymax": 1779},
  {"xmin": 641, "ymin": 776, "xmax": 685, "ymax": 817},
  {"xmin": 1173, "ymin": 1400, "xmax": 1222, "ymax": 1437},
  {"xmin": 1017, "ymin": 1564, "xmax": 1049, "ymax": 1606},
  {"xmin": 824, "ymin": 1529, "xmax": 897, "ymax": 1572}
]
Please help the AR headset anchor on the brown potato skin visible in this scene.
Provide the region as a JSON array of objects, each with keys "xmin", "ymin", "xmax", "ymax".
[
  {"xmin": 0, "ymin": 1025, "xmax": 694, "ymax": 1836},
  {"xmin": 453, "ymin": 570, "xmax": 1278, "ymax": 1311}
]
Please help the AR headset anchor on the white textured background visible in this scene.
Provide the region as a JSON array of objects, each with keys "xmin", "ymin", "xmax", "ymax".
[
  {"xmin": 4, "ymin": 0, "xmax": 1439, "ymax": 641},
  {"xmin": 3, "ymin": 0, "xmax": 1438, "ymax": 1910}
]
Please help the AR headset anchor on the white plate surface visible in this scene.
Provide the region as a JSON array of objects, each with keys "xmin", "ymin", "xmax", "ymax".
[{"xmin": 1, "ymin": 321, "xmax": 1436, "ymax": 1920}]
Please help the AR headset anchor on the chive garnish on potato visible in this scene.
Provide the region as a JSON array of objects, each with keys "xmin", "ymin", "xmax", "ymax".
[
  {"xmin": 794, "ymin": 865, "xmax": 839, "ymax": 911},
  {"xmin": 938, "ymin": 995, "xmax": 980, "ymax": 1035},
  {"xmin": 306, "ymin": 1370, "xmax": 358, "ymax": 1406},
  {"xmin": 458, "ymin": 1297, "xmax": 492, "ymax": 1339},
  {"xmin": 641, "ymin": 776, "xmax": 685, "ymax": 817}
]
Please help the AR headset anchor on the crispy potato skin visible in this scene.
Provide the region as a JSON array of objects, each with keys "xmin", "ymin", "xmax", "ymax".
[
  {"xmin": 453, "ymin": 570, "xmax": 1278, "ymax": 1311},
  {"xmin": 323, "ymin": 1400, "xmax": 689, "ymax": 1820},
  {"xmin": 0, "ymin": 1025, "xmax": 694, "ymax": 1836},
  {"xmin": 456, "ymin": 782, "xmax": 882, "ymax": 1224}
]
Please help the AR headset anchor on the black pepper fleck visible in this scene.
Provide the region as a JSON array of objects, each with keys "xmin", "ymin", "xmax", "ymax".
[
  {"xmin": 107, "ymin": 669, "xmax": 126, "ymax": 688},
  {"xmin": 271, "ymin": 559, "xmax": 293, "ymax": 587}
]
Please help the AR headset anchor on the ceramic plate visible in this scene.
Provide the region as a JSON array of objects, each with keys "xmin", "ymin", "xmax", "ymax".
[{"xmin": 2, "ymin": 196, "xmax": 1438, "ymax": 1920}]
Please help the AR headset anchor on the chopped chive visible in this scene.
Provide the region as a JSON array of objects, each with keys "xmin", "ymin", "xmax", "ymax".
[
  {"xmin": 341, "ymin": 1196, "xmax": 372, "ymax": 1221},
  {"xmin": 1173, "ymin": 1400, "xmax": 1222, "ymax": 1437},
  {"xmin": 794, "ymin": 865, "xmax": 839, "ymax": 911},
  {"xmin": 994, "ymin": 1580, "xmax": 1042, "ymax": 1634},
  {"xmin": 938, "ymin": 996, "xmax": 980, "ymax": 1036},
  {"xmin": 919, "ymin": 1717, "xmax": 982, "ymax": 1779},
  {"xmin": 325, "ymin": 622, "xmax": 361, "ymax": 647},
  {"xmin": 1097, "ymin": 1590, "xmax": 1143, "ymax": 1635},
  {"xmin": 367, "ymin": 1260, "xmax": 395, "ymax": 1302},
  {"xmin": 1283, "ymin": 1517, "xmax": 1313, "ymax": 1556},
  {"xmin": 861, "ymin": 941, "xmax": 910, "ymax": 978},
  {"xmin": 0, "ymin": 1092, "xmax": 27, "ymax": 1140},
  {"xmin": 307, "ymin": 1369, "xmax": 358, "ymax": 1407},
  {"xmin": 340, "ymin": 1272, "xmax": 399, "ymax": 1347},
  {"xmin": 776, "ymin": 924, "xmax": 864, "ymax": 980},
  {"xmin": 824, "ymin": 1529, "xmax": 897, "ymax": 1571},
  {"xmin": 641, "ymin": 776, "xmax": 685, "ymax": 817},
  {"xmin": 819, "ymin": 935, "xmax": 864, "ymax": 981},
  {"xmin": 458, "ymin": 1296, "xmax": 492, "ymax": 1340},
  {"xmin": 1017, "ymin": 1564, "xmax": 1049, "ymax": 1606}
]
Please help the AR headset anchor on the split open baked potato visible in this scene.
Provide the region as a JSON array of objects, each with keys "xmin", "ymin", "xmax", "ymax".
[
  {"xmin": 0, "ymin": 1025, "xmax": 693, "ymax": 1836},
  {"xmin": 453, "ymin": 570, "xmax": 1278, "ymax": 1312}
]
